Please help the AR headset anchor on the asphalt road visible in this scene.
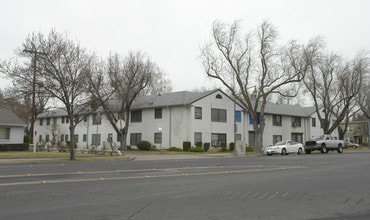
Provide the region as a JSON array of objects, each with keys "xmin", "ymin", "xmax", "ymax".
[{"xmin": 1, "ymin": 152, "xmax": 370, "ymax": 220}]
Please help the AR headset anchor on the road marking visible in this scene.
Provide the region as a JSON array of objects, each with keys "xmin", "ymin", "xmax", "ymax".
[
  {"xmin": 0, "ymin": 165, "xmax": 305, "ymax": 187},
  {"xmin": 257, "ymin": 192, "xmax": 269, "ymax": 200},
  {"xmin": 267, "ymin": 192, "xmax": 279, "ymax": 200}
]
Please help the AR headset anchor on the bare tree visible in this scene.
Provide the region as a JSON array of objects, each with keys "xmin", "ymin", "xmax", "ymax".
[
  {"xmin": 24, "ymin": 30, "xmax": 94, "ymax": 160},
  {"xmin": 88, "ymin": 51, "xmax": 170, "ymax": 152},
  {"xmin": 200, "ymin": 20, "xmax": 312, "ymax": 152},
  {"xmin": 358, "ymin": 63, "xmax": 370, "ymax": 119},
  {"xmin": 0, "ymin": 40, "xmax": 50, "ymax": 132},
  {"xmin": 304, "ymin": 49, "xmax": 368, "ymax": 136}
]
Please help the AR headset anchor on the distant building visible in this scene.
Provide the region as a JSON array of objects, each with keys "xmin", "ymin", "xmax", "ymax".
[
  {"xmin": 34, "ymin": 89, "xmax": 328, "ymax": 150},
  {"xmin": 340, "ymin": 120, "xmax": 369, "ymax": 145},
  {"xmin": 0, "ymin": 108, "xmax": 26, "ymax": 144}
]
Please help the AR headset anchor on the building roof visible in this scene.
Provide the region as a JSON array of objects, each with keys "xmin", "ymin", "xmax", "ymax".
[
  {"xmin": 264, "ymin": 103, "xmax": 316, "ymax": 117},
  {"xmin": 36, "ymin": 89, "xmax": 318, "ymax": 118},
  {"xmin": 131, "ymin": 89, "xmax": 220, "ymax": 109},
  {"xmin": 38, "ymin": 108, "xmax": 67, "ymax": 118},
  {"xmin": 0, "ymin": 108, "xmax": 26, "ymax": 126}
]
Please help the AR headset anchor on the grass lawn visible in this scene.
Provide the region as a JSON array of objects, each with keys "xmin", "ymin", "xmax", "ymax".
[{"xmin": 0, "ymin": 151, "xmax": 131, "ymax": 163}]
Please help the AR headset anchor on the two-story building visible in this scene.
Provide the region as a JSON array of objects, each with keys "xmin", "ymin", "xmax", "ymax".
[{"xmin": 34, "ymin": 89, "xmax": 325, "ymax": 150}]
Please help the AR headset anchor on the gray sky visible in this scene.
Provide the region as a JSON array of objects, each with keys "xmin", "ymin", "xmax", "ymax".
[{"xmin": 1, "ymin": 0, "xmax": 369, "ymax": 91}]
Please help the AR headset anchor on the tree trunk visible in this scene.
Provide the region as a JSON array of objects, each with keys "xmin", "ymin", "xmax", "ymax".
[
  {"xmin": 69, "ymin": 125, "xmax": 75, "ymax": 160},
  {"xmin": 338, "ymin": 126, "xmax": 346, "ymax": 140},
  {"xmin": 253, "ymin": 122, "xmax": 265, "ymax": 153}
]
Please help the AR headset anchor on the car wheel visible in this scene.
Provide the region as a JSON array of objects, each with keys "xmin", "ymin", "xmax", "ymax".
[
  {"xmin": 305, "ymin": 149, "xmax": 311, "ymax": 154},
  {"xmin": 281, "ymin": 148, "xmax": 287, "ymax": 155},
  {"xmin": 321, "ymin": 145, "xmax": 327, "ymax": 154},
  {"xmin": 337, "ymin": 144, "xmax": 343, "ymax": 153},
  {"xmin": 298, "ymin": 148, "xmax": 303, "ymax": 155}
]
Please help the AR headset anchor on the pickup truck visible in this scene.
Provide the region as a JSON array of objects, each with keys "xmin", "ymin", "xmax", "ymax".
[{"xmin": 305, "ymin": 134, "xmax": 344, "ymax": 154}]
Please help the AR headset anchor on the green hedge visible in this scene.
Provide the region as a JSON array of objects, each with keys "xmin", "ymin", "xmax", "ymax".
[
  {"xmin": 0, "ymin": 144, "xmax": 29, "ymax": 151},
  {"xmin": 204, "ymin": 143, "xmax": 210, "ymax": 152},
  {"xmin": 188, "ymin": 146, "xmax": 204, "ymax": 152},
  {"xmin": 136, "ymin": 140, "xmax": 152, "ymax": 151},
  {"xmin": 183, "ymin": 141, "xmax": 191, "ymax": 151},
  {"xmin": 167, "ymin": 147, "xmax": 183, "ymax": 152}
]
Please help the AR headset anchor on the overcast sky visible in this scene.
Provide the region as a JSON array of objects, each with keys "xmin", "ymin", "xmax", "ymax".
[{"xmin": 1, "ymin": 0, "xmax": 369, "ymax": 91}]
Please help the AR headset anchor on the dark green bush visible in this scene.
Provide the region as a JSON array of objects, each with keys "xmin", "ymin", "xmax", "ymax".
[
  {"xmin": 203, "ymin": 143, "xmax": 210, "ymax": 152},
  {"xmin": 23, "ymin": 135, "xmax": 30, "ymax": 144},
  {"xmin": 188, "ymin": 146, "xmax": 204, "ymax": 152},
  {"xmin": 167, "ymin": 147, "xmax": 183, "ymax": 152},
  {"xmin": 136, "ymin": 140, "xmax": 152, "ymax": 151},
  {"xmin": 221, "ymin": 142, "xmax": 227, "ymax": 151},
  {"xmin": 0, "ymin": 144, "xmax": 29, "ymax": 151},
  {"xmin": 183, "ymin": 141, "xmax": 191, "ymax": 151},
  {"xmin": 246, "ymin": 146, "xmax": 254, "ymax": 152},
  {"xmin": 229, "ymin": 142, "xmax": 235, "ymax": 151},
  {"xmin": 195, "ymin": 142, "xmax": 203, "ymax": 148}
]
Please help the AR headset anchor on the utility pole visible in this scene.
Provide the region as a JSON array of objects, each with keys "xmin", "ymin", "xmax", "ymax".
[{"xmin": 23, "ymin": 48, "xmax": 45, "ymax": 152}]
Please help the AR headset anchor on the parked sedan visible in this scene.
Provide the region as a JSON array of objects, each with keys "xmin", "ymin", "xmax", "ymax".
[
  {"xmin": 344, "ymin": 141, "xmax": 360, "ymax": 148},
  {"xmin": 265, "ymin": 140, "xmax": 303, "ymax": 156}
]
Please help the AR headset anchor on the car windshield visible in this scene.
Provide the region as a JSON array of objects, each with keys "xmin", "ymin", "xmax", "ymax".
[
  {"xmin": 274, "ymin": 141, "xmax": 286, "ymax": 146},
  {"xmin": 314, "ymin": 135, "xmax": 325, "ymax": 141}
]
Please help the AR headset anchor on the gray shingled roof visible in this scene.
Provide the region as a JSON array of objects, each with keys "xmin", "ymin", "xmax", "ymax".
[
  {"xmin": 264, "ymin": 102, "xmax": 312, "ymax": 117},
  {"xmin": 36, "ymin": 89, "xmax": 318, "ymax": 118},
  {"xmin": 37, "ymin": 108, "xmax": 67, "ymax": 118},
  {"xmin": 131, "ymin": 89, "xmax": 219, "ymax": 109},
  {"xmin": 0, "ymin": 108, "xmax": 26, "ymax": 126}
]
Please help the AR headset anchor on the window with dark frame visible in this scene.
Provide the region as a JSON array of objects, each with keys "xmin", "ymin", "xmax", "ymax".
[
  {"xmin": 154, "ymin": 133, "xmax": 162, "ymax": 144},
  {"xmin": 194, "ymin": 132, "xmax": 202, "ymax": 144},
  {"xmin": 291, "ymin": 117, "xmax": 301, "ymax": 127},
  {"xmin": 235, "ymin": 111, "xmax": 242, "ymax": 122},
  {"xmin": 291, "ymin": 133, "xmax": 303, "ymax": 143},
  {"xmin": 211, "ymin": 108, "xmax": 227, "ymax": 122},
  {"xmin": 211, "ymin": 133, "xmax": 226, "ymax": 146},
  {"xmin": 131, "ymin": 110, "xmax": 142, "ymax": 123},
  {"xmin": 92, "ymin": 113, "xmax": 102, "ymax": 125},
  {"xmin": 155, "ymin": 108, "xmax": 162, "ymax": 119},
  {"xmin": 273, "ymin": 115, "xmax": 282, "ymax": 126},
  {"xmin": 273, "ymin": 135, "xmax": 282, "ymax": 144},
  {"xmin": 0, "ymin": 127, "xmax": 10, "ymax": 140},
  {"xmin": 130, "ymin": 133, "xmax": 142, "ymax": 146},
  {"xmin": 91, "ymin": 134, "xmax": 101, "ymax": 145},
  {"xmin": 195, "ymin": 107, "xmax": 202, "ymax": 119},
  {"xmin": 312, "ymin": 118, "xmax": 316, "ymax": 127}
]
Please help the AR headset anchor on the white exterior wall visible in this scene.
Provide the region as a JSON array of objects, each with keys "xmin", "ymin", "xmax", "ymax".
[
  {"xmin": 246, "ymin": 114, "xmax": 313, "ymax": 148},
  {"xmin": 0, "ymin": 126, "xmax": 24, "ymax": 144},
  {"xmin": 190, "ymin": 93, "xmax": 244, "ymax": 147},
  {"xmin": 128, "ymin": 91, "xmax": 244, "ymax": 148},
  {"xmin": 33, "ymin": 91, "xmax": 338, "ymax": 150}
]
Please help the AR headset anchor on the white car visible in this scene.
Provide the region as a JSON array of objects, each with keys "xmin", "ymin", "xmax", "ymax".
[{"xmin": 265, "ymin": 140, "xmax": 303, "ymax": 156}]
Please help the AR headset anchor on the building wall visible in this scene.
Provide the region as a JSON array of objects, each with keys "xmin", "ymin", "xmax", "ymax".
[
  {"xmin": 0, "ymin": 126, "xmax": 24, "ymax": 144},
  {"xmin": 33, "ymin": 93, "xmax": 338, "ymax": 150}
]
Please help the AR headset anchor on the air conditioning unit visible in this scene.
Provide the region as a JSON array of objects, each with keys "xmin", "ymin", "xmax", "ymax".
[{"xmin": 212, "ymin": 141, "xmax": 221, "ymax": 147}]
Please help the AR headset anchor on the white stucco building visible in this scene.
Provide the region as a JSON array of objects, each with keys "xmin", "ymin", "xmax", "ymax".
[{"xmin": 34, "ymin": 89, "xmax": 328, "ymax": 150}]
